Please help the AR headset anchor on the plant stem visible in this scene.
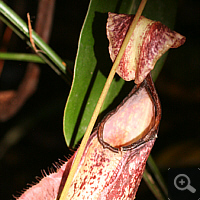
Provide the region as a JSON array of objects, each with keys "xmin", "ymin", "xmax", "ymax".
[
  {"xmin": 147, "ymin": 155, "xmax": 168, "ymax": 196},
  {"xmin": 0, "ymin": 52, "xmax": 74, "ymax": 72},
  {"xmin": 59, "ymin": 0, "xmax": 147, "ymax": 199},
  {"xmin": 143, "ymin": 168, "xmax": 167, "ymax": 200},
  {"xmin": 0, "ymin": 53, "xmax": 44, "ymax": 63},
  {"xmin": 0, "ymin": 1, "xmax": 71, "ymax": 84}
]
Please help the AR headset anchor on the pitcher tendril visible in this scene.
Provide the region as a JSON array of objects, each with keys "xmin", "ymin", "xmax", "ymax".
[{"xmin": 27, "ymin": 13, "xmax": 43, "ymax": 53}]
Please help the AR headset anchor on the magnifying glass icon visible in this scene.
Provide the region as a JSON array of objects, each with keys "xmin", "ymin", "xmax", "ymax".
[{"xmin": 174, "ymin": 174, "xmax": 196, "ymax": 193}]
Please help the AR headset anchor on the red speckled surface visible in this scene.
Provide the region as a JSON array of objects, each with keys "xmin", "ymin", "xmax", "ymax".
[{"xmin": 106, "ymin": 13, "xmax": 186, "ymax": 84}]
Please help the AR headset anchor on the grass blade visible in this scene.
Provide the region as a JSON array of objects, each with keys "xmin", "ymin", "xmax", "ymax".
[{"xmin": 0, "ymin": 1, "xmax": 71, "ymax": 84}]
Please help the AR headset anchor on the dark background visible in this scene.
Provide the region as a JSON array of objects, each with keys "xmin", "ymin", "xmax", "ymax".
[
  {"xmin": 168, "ymin": 168, "xmax": 200, "ymax": 200},
  {"xmin": 0, "ymin": 0, "xmax": 199, "ymax": 199}
]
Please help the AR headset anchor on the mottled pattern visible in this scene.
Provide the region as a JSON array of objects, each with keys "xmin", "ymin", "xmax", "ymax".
[
  {"xmin": 16, "ymin": 132, "xmax": 155, "ymax": 200},
  {"xmin": 107, "ymin": 12, "xmax": 153, "ymax": 82},
  {"xmin": 106, "ymin": 12, "xmax": 186, "ymax": 84},
  {"xmin": 99, "ymin": 139, "xmax": 155, "ymax": 200},
  {"xmin": 16, "ymin": 83, "xmax": 157, "ymax": 200},
  {"xmin": 66, "ymin": 133, "xmax": 155, "ymax": 200},
  {"xmin": 136, "ymin": 22, "xmax": 186, "ymax": 84}
]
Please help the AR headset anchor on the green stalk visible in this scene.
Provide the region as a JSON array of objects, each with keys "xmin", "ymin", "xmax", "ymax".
[
  {"xmin": 0, "ymin": 1, "xmax": 71, "ymax": 84},
  {"xmin": 0, "ymin": 53, "xmax": 44, "ymax": 63},
  {"xmin": 147, "ymin": 155, "xmax": 168, "ymax": 196},
  {"xmin": 143, "ymin": 168, "xmax": 167, "ymax": 200}
]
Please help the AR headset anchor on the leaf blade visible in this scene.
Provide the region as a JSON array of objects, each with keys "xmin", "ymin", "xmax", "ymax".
[{"xmin": 63, "ymin": 0, "xmax": 178, "ymax": 148}]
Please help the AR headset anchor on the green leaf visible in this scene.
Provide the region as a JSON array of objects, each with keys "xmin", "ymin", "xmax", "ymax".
[
  {"xmin": 63, "ymin": 0, "xmax": 177, "ymax": 148},
  {"xmin": 0, "ymin": 53, "xmax": 45, "ymax": 63},
  {"xmin": 0, "ymin": 1, "xmax": 71, "ymax": 84}
]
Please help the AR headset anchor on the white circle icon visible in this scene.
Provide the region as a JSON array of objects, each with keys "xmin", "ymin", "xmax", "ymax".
[{"xmin": 174, "ymin": 174, "xmax": 196, "ymax": 193}]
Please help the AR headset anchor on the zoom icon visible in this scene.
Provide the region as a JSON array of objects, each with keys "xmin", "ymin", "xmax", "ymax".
[
  {"xmin": 174, "ymin": 174, "xmax": 196, "ymax": 193},
  {"xmin": 168, "ymin": 168, "xmax": 200, "ymax": 200}
]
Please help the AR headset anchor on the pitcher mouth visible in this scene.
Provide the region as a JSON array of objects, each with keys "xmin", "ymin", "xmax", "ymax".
[{"xmin": 97, "ymin": 73, "xmax": 161, "ymax": 153}]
